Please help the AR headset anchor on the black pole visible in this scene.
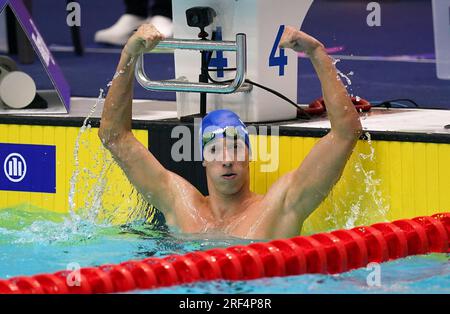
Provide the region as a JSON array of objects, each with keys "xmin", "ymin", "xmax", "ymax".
[
  {"xmin": 199, "ymin": 50, "xmax": 208, "ymax": 117},
  {"xmin": 199, "ymin": 27, "xmax": 209, "ymax": 117},
  {"xmin": 179, "ymin": 26, "xmax": 210, "ymax": 122}
]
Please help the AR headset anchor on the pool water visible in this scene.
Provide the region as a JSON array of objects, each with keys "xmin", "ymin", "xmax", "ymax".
[{"xmin": 0, "ymin": 206, "xmax": 448, "ymax": 294}]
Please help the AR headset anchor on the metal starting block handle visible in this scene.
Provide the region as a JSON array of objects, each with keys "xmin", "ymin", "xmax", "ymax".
[{"xmin": 135, "ymin": 33, "xmax": 252, "ymax": 93}]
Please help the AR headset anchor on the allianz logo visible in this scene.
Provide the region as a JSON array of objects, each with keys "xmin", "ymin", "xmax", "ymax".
[{"xmin": 3, "ymin": 153, "xmax": 27, "ymax": 183}]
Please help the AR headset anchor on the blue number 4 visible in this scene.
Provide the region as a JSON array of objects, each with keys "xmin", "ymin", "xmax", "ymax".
[
  {"xmin": 269, "ymin": 25, "xmax": 288, "ymax": 76},
  {"xmin": 209, "ymin": 27, "xmax": 228, "ymax": 78}
]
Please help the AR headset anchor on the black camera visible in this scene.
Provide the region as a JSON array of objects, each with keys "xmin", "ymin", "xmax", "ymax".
[{"xmin": 185, "ymin": 7, "xmax": 217, "ymax": 30}]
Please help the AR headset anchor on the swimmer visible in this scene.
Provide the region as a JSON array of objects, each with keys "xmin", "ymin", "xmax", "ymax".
[{"xmin": 99, "ymin": 24, "xmax": 362, "ymax": 239}]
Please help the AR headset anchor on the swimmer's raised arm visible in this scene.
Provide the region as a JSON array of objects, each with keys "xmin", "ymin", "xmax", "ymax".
[
  {"xmin": 98, "ymin": 24, "xmax": 175, "ymax": 213},
  {"xmin": 273, "ymin": 26, "xmax": 362, "ymax": 223},
  {"xmin": 99, "ymin": 24, "xmax": 163, "ymax": 141}
]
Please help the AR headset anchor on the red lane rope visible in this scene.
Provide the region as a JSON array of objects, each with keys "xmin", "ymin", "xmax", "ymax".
[{"xmin": 0, "ymin": 213, "xmax": 448, "ymax": 294}]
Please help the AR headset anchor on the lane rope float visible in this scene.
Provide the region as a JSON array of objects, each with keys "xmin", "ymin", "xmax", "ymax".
[{"xmin": 0, "ymin": 212, "xmax": 448, "ymax": 294}]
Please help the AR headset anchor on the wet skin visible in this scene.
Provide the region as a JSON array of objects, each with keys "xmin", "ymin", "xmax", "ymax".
[{"xmin": 99, "ymin": 24, "xmax": 362, "ymax": 239}]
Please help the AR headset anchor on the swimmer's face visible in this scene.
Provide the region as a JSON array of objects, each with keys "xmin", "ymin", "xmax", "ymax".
[{"xmin": 203, "ymin": 137, "xmax": 250, "ymax": 195}]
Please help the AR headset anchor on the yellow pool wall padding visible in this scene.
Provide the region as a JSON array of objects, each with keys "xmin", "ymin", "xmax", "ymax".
[
  {"xmin": 0, "ymin": 124, "xmax": 448, "ymax": 234},
  {"xmin": 0, "ymin": 124, "xmax": 147, "ymax": 225}
]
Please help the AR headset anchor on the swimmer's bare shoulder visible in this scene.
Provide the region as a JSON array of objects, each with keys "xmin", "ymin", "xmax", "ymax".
[{"xmin": 98, "ymin": 24, "xmax": 206, "ymax": 227}]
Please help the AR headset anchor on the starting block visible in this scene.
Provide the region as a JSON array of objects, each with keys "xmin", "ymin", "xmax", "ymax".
[{"xmin": 136, "ymin": 0, "xmax": 313, "ymax": 122}]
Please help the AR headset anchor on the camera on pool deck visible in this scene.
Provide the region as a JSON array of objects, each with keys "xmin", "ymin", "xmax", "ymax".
[{"xmin": 185, "ymin": 6, "xmax": 217, "ymax": 30}]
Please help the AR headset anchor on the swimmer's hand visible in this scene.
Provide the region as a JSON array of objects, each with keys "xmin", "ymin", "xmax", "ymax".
[
  {"xmin": 279, "ymin": 26, "xmax": 324, "ymax": 55},
  {"xmin": 124, "ymin": 23, "xmax": 165, "ymax": 57}
]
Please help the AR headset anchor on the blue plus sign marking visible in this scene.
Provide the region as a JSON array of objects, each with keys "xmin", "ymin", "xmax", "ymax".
[{"xmin": 209, "ymin": 27, "xmax": 228, "ymax": 77}]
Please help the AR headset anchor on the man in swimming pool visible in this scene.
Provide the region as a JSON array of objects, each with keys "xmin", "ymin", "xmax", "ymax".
[{"xmin": 98, "ymin": 24, "xmax": 362, "ymax": 239}]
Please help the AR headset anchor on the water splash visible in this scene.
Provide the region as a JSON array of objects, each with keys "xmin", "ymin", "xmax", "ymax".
[
  {"xmin": 299, "ymin": 60, "xmax": 389, "ymax": 233},
  {"xmin": 333, "ymin": 61, "xmax": 387, "ymax": 226},
  {"xmin": 337, "ymin": 69, "xmax": 353, "ymax": 87},
  {"xmin": 108, "ymin": 56, "xmax": 134, "ymax": 87},
  {"xmin": 343, "ymin": 132, "xmax": 389, "ymax": 229},
  {"xmin": 332, "ymin": 57, "xmax": 357, "ymax": 99},
  {"xmin": 125, "ymin": 189, "xmax": 164, "ymax": 228},
  {"xmin": 64, "ymin": 55, "xmax": 145, "ymax": 239},
  {"xmin": 305, "ymin": 132, "xmax": 389, "ymax": 234},
  {"xmin": 68, "ymin": 88, "xmax": 105, "ymax": 216},
  {"xmin": 0, "ymin": 206, "xmax": 118, "ymax": 245}
]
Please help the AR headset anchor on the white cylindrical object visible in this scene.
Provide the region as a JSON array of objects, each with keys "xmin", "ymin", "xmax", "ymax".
[{"xmin": 0, "ymin": 71, "xmax": 36, "ymax": 109}]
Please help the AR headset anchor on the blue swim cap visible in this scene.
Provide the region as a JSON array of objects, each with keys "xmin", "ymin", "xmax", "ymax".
[{"xmin": 199, "ymin": 109, "xmax": 250, "ymax": 160}]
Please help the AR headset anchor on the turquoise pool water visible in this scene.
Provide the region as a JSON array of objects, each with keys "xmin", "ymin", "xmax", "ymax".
[{"xmin": 0, "ymin": 207, "xmax": 448, "ymax": 294}]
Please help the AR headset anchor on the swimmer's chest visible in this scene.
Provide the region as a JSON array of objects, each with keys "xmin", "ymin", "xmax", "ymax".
[
  {"xmin": 170, "ymin": 195, "xmax": 296, "ymax": 238},
  {"xmin": 203, "ymin": 203, "xmax": 281, "ymax": 239},
  {"xmin": 203, "ymin": 204, "xmax": 304, "ymax": 239}
]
